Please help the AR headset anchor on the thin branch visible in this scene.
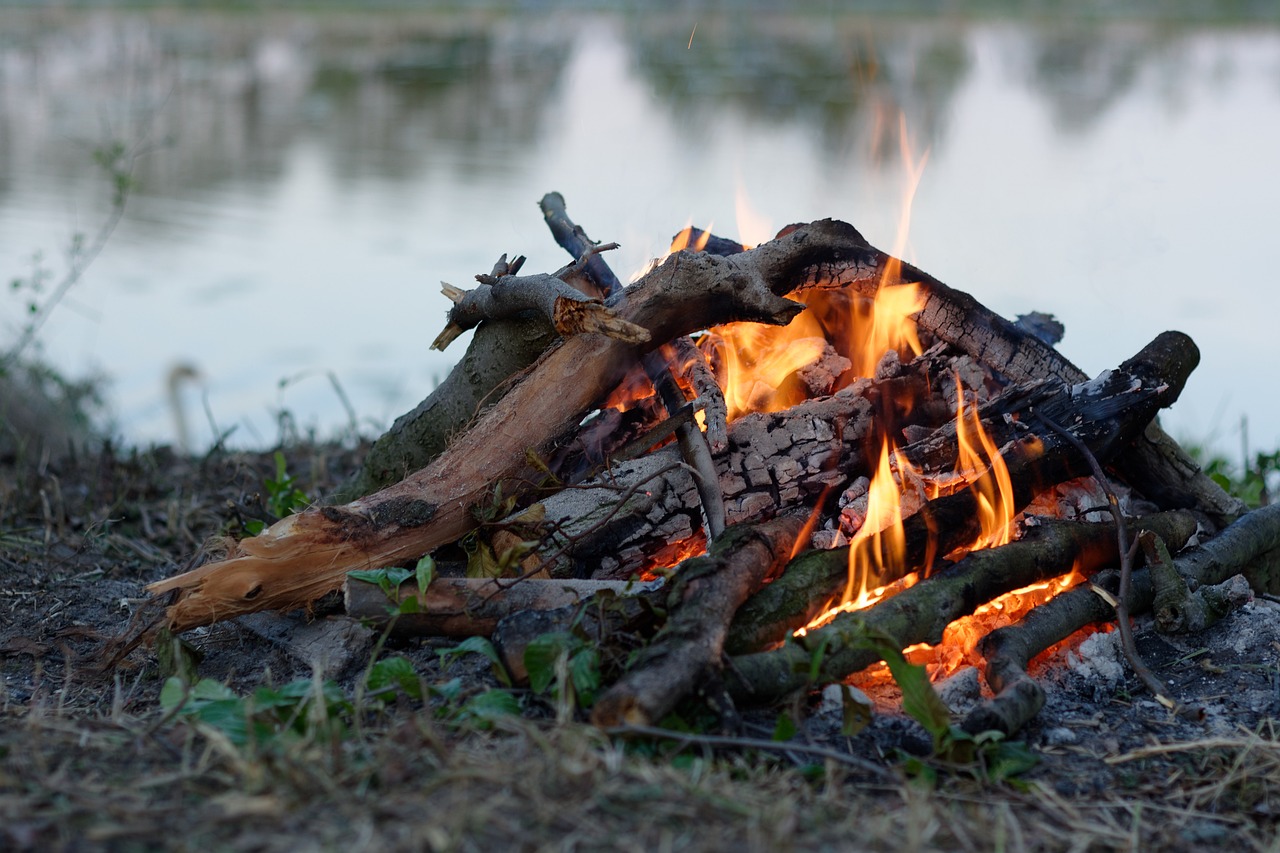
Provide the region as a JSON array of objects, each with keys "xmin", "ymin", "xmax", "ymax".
[
  {"xmin": 1036, "ymin": 412, "xmax": 1200, "ymax": 719},
  {"xmin": 604, "ymin": 724, "xmax": 893, "ymax": 779}
]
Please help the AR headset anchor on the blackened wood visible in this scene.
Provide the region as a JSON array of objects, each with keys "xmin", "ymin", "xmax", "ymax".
[{"xmin": 795, "ymin": 239, "xmax": 1243, "ymax": 527}]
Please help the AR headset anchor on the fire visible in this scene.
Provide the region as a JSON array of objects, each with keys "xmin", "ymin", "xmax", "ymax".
[
  {"xmin": 669, "ymin": 224, "xmax": 713, "ymax": 254},
  {"xmin": 908, "ymin": 566, "xmax": 1089, "ymax": 679},
  {"xmin": 947, "ymin": 385, "xmax": 1015, "ymax": 553}
]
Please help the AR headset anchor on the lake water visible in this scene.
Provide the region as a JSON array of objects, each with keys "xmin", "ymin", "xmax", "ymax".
[{"xmin": 3, "ymin": 8, "xmax": 1279, "ymax": 463}]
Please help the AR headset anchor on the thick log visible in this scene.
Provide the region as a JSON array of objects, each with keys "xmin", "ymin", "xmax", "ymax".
[
  {"xmin": 962, "ymin": 502, "xmax": 1280, "ymax": 735},
  {"xmin": 726, "ymin": 331, "xmax": 1199, "ymax": 651},
  {"xmin": 591, "ymin": 516, "xmax": 804, "ymax": 727},
  {"xmin": 793, "ymin": 239, "xmax": 1244, "ymax": 527},
  {"xmin": 147, "ymin": 219, "xmax": 872, "ymax": 632},
  {"xmin": 726, "ymin": 511, "xmax": 1198, "ymax": 706},
  {"xmin": 344, "ymin": 576, "xmax": 662, "ymax": 638}
]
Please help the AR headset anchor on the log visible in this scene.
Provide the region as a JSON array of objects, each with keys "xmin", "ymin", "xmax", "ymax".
[
  {"xmin": 961, "ymin": 502, "xmax": 1280, "ymax": 735},
  {"xmin": 333, "ymin": 315, "xmax": 554, "ymax": 502},
  {"xmin": 726, "ymin": 511, "xmax": 1198, "ymax": 706},
  {"xmin": 792, "ymin": 238, "xmax": 1244, "ymax": 527},
  {"xmin": 147, "ymin": 219, "xmax": 871, "ymax": 632},
  {"xmin": 344, "ymin": 576, "xmax": 662, "ymax": 638},
  {"xmin": 528, "ymin": 347, "xmax": 968, "ymax": 579},
  {"xmin": 591, "ymin": 516, "xmax": 804, "ymax": 727},
  {"xmin": 726, "ymin": 331, "xmax": 1200, "ymax": 651}
]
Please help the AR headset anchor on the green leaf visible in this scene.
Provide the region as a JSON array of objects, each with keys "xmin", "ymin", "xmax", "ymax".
[
  {"xmin": 462, "ymin": 689, "xmax": 521, "ymax": 721},
  {"xmin": 569, "ymin": 649, "xmax": 601, "ymax": 704},
  {"xmin": 414, "ymin": 554, "xmax": 436, "ymax": 596},
  {"xmin": 367, "ymin": 656, "xmax": 422, "ymax": 700},
  {"xmin": 348, "ymin": 566, "xmax": 414, "ymax": 596},
  {"xmin": 190, "ymin": 678, "xmax": 238, "ymax": 702},
  {"xmin": 850, "ymin": 629, "xmax": 952, "ymax": 746},
  {"xmin": 438, "ymin": 636, "xmax": 512, "ymax": 687},
  {"xmin": 983, "ymin": 738, "xmax": 1040, "ymax": 782},
  {"xmin": 159, "ymin": 676, "xmax": 188, "ymax": 712},
  {"xmin": 524, "ymin": 633, "xmax": 570, "ymax": 695},
  {"xmin": 772, "ymin": 713, "xmax": 798, "ymax": 742}
]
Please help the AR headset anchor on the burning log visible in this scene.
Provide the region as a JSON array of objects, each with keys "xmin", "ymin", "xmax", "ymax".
[
  {"xmin": 591, "ymin": 516, "xmax": 804, "ymax": 727},
  {"xmin": 539, "ymin": 193, "xmax": 727, "ymax": 540},
  {"xmin": 725, "ymin": 510, "xmax": 1198, "ymax": 706},
  {"xmin": 727, "ymin": 330, "xmax": 1199, "ymax": 651},
  {"xmin": 962, "ymin": 501, "xmax": 1280, "ymax": 736}
]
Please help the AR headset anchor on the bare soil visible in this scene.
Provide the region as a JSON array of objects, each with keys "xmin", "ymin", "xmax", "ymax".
[{"xmin": 2, "ymin": 441, "xmax": 1278, "ymax": 851}]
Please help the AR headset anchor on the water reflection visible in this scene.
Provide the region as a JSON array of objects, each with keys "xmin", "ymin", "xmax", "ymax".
[
  {"xmin": 626, "ymin": 16, "xmax": 970, "ymax": 163},
  {"xmin": 1, "ymin": 9, "xmax": 1278, "ymax": 458}
]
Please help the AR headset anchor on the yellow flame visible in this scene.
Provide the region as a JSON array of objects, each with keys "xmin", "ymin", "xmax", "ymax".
[
  {"xmin": 951, "ymin": 386, "xmax": 1016, "ymax": 553},
  {"xmin": 669, "ymin": 224, "xmax": 713, "ymax": 253}
]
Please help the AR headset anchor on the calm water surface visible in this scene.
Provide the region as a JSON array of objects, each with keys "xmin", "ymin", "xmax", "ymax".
[{"xmin": 3, "ymin": 9, "xmax": 1279, "ymax": 459}]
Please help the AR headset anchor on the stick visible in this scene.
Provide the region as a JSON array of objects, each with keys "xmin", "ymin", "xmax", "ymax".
[{"xmin": 591, "ymin": 516, "xmax": 804, "ymax": 727}]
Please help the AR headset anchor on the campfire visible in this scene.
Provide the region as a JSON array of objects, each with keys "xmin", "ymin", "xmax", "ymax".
[{"xmin": 146, "ymin": 191, "xmax": 1278, "ymax": 737}]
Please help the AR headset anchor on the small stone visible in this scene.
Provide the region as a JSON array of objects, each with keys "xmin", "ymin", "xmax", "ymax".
[
  {"xmin": 935, "ymin": 666, "xmax": 982, "ymax": 713},
  {"xmin": 1042, "ymin": 726, "xmax": 1078, "ymax": 747}
]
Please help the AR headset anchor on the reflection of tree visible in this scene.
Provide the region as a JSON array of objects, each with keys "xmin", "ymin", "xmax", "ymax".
[
  {"xmin": 1022, "ymin": 24, "xmax": 1199, "ymax": 132},
  {"xmin": 0, "ymin": 13, "xmax": 568, "ymax": 218},
  {"xmin": 624, "ymin": 16, "xmax": 970, "ymax": 163}
]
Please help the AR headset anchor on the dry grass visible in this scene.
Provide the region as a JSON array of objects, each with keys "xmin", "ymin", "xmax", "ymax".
[{"xmin": 4, "ymin": 699, "xmax": 1280, "ymax": 851}]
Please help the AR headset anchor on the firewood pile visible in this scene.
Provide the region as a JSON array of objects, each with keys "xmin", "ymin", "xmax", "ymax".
[{"xmin": 146, "ymin": 193, "xmax": 1280, "ymax": 735}]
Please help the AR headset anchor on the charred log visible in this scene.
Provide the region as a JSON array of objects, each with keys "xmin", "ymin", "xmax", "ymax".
[
  {"xmin": 727, "ymin": 331, "xmax": 1199, "ymax": 651},
  {"xmin": 726, "ymin": 511, "xmax": 1198, "ymax": 706},
  {"xmin": 962, "ymin": 501, "xmax": 1280, "ymax": 735}
]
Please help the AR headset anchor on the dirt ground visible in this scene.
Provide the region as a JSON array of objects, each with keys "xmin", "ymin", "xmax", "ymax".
[{"xmin": 2, "ymin": 440, "xmax": 1279, "ymax": 852}]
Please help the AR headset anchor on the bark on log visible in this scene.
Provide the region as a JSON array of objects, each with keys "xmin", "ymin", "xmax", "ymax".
[
  {"xmin": 961, "ymin": 502, "xmax": 1280, "ymax": 735},
  {"xmin": 334, "ymin": 316, "xmax": 554, "ymax": 502},
  {"xmin": 726, "ymin": 511, "xmax": 1198, "ymax": 706},
  {"xmin": 591, "ymin": 516, "xmax": 804, "ymax": 727},
  {"xmin": 726, "ymin": 331, "xmax": 1200, "ymax": 652},
  {"xmin": 148, "ymin": 220, "xmax": 870, "ymax": 632},
  {"xmin": 344, "ymin": 576, "xmax": 662, "ymax": 638}
]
